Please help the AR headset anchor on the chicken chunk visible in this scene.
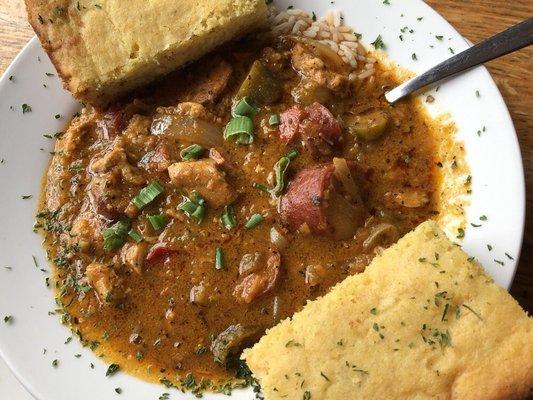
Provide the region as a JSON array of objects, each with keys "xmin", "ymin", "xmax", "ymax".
[
  {"xmin": 121, "ymin": 243, "xmax": 148, "ymax": 274},
  {"xmin": 85, "ymin": 263, "xmax": 120, "ymax": 303},
  {"xmin": 69, "ymin": 215, "xmax": 102, "ymax": 252},
  {"xmin": 291, "ymin": 42, "xmax": 349, "ymax": 93},
  {"xmin": 167, "ymin": 159, "xmax": 236, "ymax": 208},
  {"xmin": 90, "ymin": 147, "xmax": 127, "ymax": 173}
]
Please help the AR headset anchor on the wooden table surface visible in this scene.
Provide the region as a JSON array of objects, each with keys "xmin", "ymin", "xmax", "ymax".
[{"xmin": 1, "ymin": 0, "xmax": 532, "ymax": 311}]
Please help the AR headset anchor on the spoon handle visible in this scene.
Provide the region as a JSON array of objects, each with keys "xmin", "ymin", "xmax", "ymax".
[{"xmin": 385, "ymin": 17, "xmax": 533, "ymax": 103}]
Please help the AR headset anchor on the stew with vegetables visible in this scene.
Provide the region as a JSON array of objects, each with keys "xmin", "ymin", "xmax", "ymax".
[{"xmin": 37, "ymin": 34, "xmax": 440, "ymax": 392}]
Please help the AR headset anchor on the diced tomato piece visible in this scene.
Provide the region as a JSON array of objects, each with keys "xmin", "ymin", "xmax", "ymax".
[
  {"xmin": 279, "ymin": 106, "xmax": 306, "ymax": 143},
  {"xmin": 280, "ymin": 164, "xmax": 335, "ymax": 234},
  {"xmin": 146, "ymin": 243, "xmax": 175, "ymax": 264}
]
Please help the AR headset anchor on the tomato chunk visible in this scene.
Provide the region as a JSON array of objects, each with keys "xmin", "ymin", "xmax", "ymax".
[{"xmin": 146, "ymin": 243, "xmax": 175, "ymax": 264}]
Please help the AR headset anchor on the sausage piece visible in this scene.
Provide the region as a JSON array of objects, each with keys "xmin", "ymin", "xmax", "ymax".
[
  {"xmin": 167, "ymin": 159, "xmax": 236, "ymax": 208},
  {"xmin": 280, "ymin": 163, "xmax": 366, "ymax": 239},
  {"xmin": 280, "ymin": 164, "xmax": 334, "ymax": 235},
  {"xmin": 278, "ymin": 102, "xmax": 342, "ymax": 152},
  {"xmin": 188, "ymin": 58, "xmax": 233, "ymax": 104}
]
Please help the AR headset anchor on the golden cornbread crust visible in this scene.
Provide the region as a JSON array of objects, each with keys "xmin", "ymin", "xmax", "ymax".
[
  {"xmin": 25, "ymin": 0, "xmax": 267, "ymax": 106},
  {"xmin": 243, "ymin": 221, "xmax": 533, "ymax": 400}
]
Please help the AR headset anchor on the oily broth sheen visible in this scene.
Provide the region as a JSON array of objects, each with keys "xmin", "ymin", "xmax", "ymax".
[{"xmin": 40, "ymin": 38, "xmax": 441, "ymax": 388}]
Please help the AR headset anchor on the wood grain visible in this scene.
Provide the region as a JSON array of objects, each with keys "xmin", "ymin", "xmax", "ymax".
[{"xmin": 1, "ymin": 0, "xmax": 532, "ymax": 311}]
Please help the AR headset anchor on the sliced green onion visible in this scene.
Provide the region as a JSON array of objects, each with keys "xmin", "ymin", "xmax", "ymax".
[
  {"xmin": 102, "ymin": 219, "xmax": 130, "ymax": 252},
  {"xmin": 224, "ymin": 116, "xmax": 254, "ymax": 145},
  {"xmin": 179, "ymin": 193, "xmax": 205, "ymax": 224},
  {"xmin": 220, "ymin": 205, "xmax": 236, "ymax": 230},
  {"xmin": 285, "ymin": 148, "xmax": 298, "ymax": 160},
  {"xmin": 131, "ymin": 181, "xmax": 164, "ymax": 210},
  {"xmin": 233, "ymin": 97, "xmax": 259, "ymax": 118},
  {"xmin": 253, "ymin": 182, "xmax": 270, "ymax": 193},
  {"xmin": 244, "ymin": 214, "xmax": 264, "ymax": 229},
  {"xmin": 147, "ymin": 214, "xmax": 167, "ymax": 230},
  {"xmin": 269, "ymin": 113, "xmax": 280, "ymax": 126},
  {"xmin": 180, "ymin": 144, "xmax": 204, "ymax": 161},
  {"xmin": 128, "ymin": 229, "xmax": 142, "ymax": 243},
  {"xmin": 272, "ymin": 156, "xmax": 290, "ymax": 196},
  {"xmin": 215, "ymin": 247, "xmax": 225, "ymax": 270}
]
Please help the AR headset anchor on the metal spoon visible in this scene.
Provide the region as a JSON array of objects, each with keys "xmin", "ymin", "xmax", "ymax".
[{"xmin": 385, "ymin": 17, "xmax": 533, "ymax": 103}]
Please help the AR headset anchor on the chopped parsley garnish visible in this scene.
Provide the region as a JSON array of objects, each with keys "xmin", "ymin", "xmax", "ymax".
[
  {"xmin": 462, "ymin": 304, "xmax": 483, "ymax": 321},
  {"xmin": 3, "ymin": 315, "xmax": 13, "ymax": 323},
  {"xmin": 106, "ymin": 363, "xmax": 120, "ymax": 377},
  {"xmin": 285, "ymin": 339, "xmax": 302, "ymax": 347},
  {"xmin": 412, "ymin": 53, "xmax": 418, "ymax": 60},
  {"xmin": 22, "ymin": 104, "xmax": 32, "ymax": 114},
  {"xmin": 114, "ymin": 388, "xmax": 122, "ymax": 394},
  {"xmin": 435, "ymin": 35, "xmax": 444, "ymax": 40},
  {"xmin": 371, "ymin": 35, "xmax": 385, "ymax": 49}
]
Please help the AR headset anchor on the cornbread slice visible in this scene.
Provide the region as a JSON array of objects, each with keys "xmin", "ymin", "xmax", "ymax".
[
  {"xmin": 243, "ymin": 221, "xmax": 533, "ymax": 400},
  {"xmin": 25, "ymin": 0, "xmax": 267, "ymax": 105}
]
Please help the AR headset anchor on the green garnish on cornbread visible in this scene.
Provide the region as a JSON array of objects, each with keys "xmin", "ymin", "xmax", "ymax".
[
  {"xmin": 243, "ymin": 221, "xmax": 533, "ymax": 399},
  {"xmin": 25, "ymin": 0, "xmax": 267, "ymax": 105}
]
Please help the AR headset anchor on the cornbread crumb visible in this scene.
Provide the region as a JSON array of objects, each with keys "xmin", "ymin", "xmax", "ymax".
[
  {"xmin": 243, "ymin": 221, "xmax": 533, "ymax": 400},
  {"xmin": 25, "ymin": 0, "xmax": 267, "ymax": 105}
]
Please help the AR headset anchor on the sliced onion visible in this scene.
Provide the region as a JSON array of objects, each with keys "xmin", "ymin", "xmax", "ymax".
[
  {"xmin": 270, "ymin": 227, "xmax": 288, "ymax": 249},
  {"xmin": 151, "ymin": 114, "xmax": 223, "ymax": 147},
  {"xmin": 332, "ymin": 157, "xmax": 360, "ymax": 200}
]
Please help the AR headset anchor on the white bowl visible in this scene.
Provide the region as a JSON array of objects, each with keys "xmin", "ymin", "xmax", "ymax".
[{"xmin": 0, "ymin": 0, "xmax": 524, "ymax": 399}]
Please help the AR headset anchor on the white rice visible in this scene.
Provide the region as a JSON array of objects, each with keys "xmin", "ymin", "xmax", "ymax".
[{"xmin": 268, "ymin": 7, "xmax": 375, "ymax": 79}]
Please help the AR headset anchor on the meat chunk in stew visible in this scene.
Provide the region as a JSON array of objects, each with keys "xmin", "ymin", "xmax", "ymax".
[
  {"xmin": 188, "ymin": 58, "xmax": 233, "ymax": 104},
  {"xmin": 210, "ymin": 324, "xmax": 260, "ymax": 365},
  {"xmin": 291, "ymin": 41, "xmax": 349, "ymax": 93},
  {"xmin": 280, "ymin": 162, "xmax": 366, "ymax": 239},
  {"xmin": 167, "ymin": 159, "xmax": 236, "ymax": 208},
  {"xmin": 85, "ymin": 262, "xmax": 121, "ymax": 303},
  {"xmin": 279, "ymin": 102, "xmax": 342, "ymax": 156},
  {"xmin": 233, "ymin": 250, "xmax": 281, "ymax": 304}
]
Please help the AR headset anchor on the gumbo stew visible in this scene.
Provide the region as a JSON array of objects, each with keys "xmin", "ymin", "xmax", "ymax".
[{"xmin": 37, "ymin": 35, "xmax": 440, "ymax": 391}]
